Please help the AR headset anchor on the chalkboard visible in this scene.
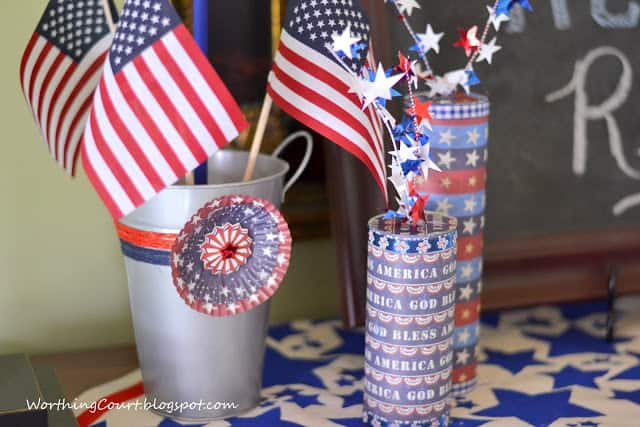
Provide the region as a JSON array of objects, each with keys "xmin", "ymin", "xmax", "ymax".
[{"xmin": 381, "ymin": 1, "xmax": 640, "ymax": 242}]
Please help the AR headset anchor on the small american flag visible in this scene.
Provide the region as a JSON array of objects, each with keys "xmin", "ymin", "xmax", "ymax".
[
  {"xmin": 19, "ymin": 0, "xmax": 117, "ymax": 176},
  {"xmin": 268, "ymin": 0, "xmax": 387, "ymax": 200},
  {"xmin": 82, "ymin": 0, "xmax": 248, "ymax": 220}
]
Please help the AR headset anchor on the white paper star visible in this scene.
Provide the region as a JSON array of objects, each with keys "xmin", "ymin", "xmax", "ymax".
[
  {"xmin": 361, "ymin": 63, "xmax": 404, "ymax": 109},
  {"xmin": 418, "ymin": 143, "xmax": 441, "ymax": 179},
  {"xmin": 426, "ymin": 75, "xmax": 457, "ymax": 97},
  {"xmin": 445, "ymin": 69, "xmax": 470, "ymax": 93},
  {"xmin": 227, "ymin": 302, "xmax": 238, "ymax": 314},
  {"xmin": 331, "ymin": 23, "xmax": 360, "ymax": 59},
  {"xmin": 476, "ymin": 37, "xmax": 502, "ymax": 64},
  {"xmin": 388, "ymin": 164, "xmax": 406, "ymax": 194},
  {"xmin": 394, "ymin": 0, "xmax": 421, "ymax": 16},
  {"xmin": 415, "ymin": 24, "xmax": 443, "ymax": 54},
  {"xmin": 487, "ymin": 5, "xmax": 510, "ymax": 31}
]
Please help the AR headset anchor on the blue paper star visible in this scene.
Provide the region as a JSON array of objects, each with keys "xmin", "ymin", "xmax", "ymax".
[
  {"xmin": 474, "ymin": 389, "xmax": 602, "ymax": 425},
  {"xmin": 545, "ymin": 365, "xmax": 607, "ymax": 389},
  {"xmin": 227, "ymin": 407, "xmax": 303, "ymax": 426},
  {"xmin": 465, "ymin": 69, "xmax": 480, "ymax": 87},
  {"xmin": 401, "ymin": 158, "xmax": 424, "ymax": 176},
  {"xmin": 526, "ymin": 326, "xmax": 631, "ymax": 357},
  {"xmin": 483, "ymin": 349, "xmax": 547, "ymax": 374},
  {"xmin": 613, "ymin": 388, "xmax": 640, "ymax": 405},
  {"xmin": 496, "ymin": 0, "xmax": 533, "ymax": 16},
  {"xmin": 288, "ymin": 393, "xmax": 321, "ymax": 408}
]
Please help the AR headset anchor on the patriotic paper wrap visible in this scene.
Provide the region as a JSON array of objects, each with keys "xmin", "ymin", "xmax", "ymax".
[
  {"xmin": 116, "ymin": 195, "xmax": 292, "ymax": 317},
  {"xmin": 171, "ymin": 195, "xmax": 292, "ymax": 317},
  {"xmin": 417, "ymin": 93, "xmax": 490, "ymax": 396},
  {"xmin": 364, "ymin": 213, "xmax": 458, "ymax": 427}
]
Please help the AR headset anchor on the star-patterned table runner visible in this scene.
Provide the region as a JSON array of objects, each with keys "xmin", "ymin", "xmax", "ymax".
[{"xmin": 76, "ymin": 297, "xmax": 640, "ymax": 426}]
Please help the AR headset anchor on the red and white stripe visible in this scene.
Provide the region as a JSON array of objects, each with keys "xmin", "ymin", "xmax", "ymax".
[
  {"xmin": 267, "ymin": 30, "xmax": 387, "ymax": 200},
  {"xmin": 82, "ymin": 25, "xmax": 247, "ymax": 219},
  {"xmin": 19, "ymin": 33, "xmax": 112, "ymax": 175}
]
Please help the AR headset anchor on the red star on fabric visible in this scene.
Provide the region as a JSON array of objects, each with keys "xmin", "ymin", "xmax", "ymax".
[
  {"xmin": 453, "ymin": 26, "xmax": 480, "ymax": 57},
  {"xmin": 407, "ymin": 97, "xmax": 432, "ymax": 126}
]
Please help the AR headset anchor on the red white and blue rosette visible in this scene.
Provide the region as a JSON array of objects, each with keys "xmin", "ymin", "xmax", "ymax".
[{"xmin": 170, "ymin": 195, "xmax": 292, "ymax": 317}]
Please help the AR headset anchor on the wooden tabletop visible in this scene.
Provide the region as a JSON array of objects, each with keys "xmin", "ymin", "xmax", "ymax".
[{"xmin": 30, "ymin": 345, "xmax": 139, "ymax": 400}]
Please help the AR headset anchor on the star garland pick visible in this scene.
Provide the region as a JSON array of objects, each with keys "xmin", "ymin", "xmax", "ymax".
[{"xmin": 331, "ymin": 0, "xmax": 534, "ymax": 223}]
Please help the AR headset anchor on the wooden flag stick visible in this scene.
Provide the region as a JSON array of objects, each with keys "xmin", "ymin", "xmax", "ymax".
[
  {"xmin": 243, "ymin": 94, "xmax": 273, "ymax": 181},
  {"xmin": 101, "ymin": 0, "xmax": 116, "ymax": 32}
]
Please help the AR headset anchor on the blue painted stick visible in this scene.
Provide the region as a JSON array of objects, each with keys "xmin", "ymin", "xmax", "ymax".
[{"xmin": 192, "ymin": 0, "xmax": 209, "ymax": 185}]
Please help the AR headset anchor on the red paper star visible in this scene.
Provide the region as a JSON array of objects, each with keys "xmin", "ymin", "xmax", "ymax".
[
  {"xmin": 397, "ymin": 51, "xmax": 412, "ymax": 74},
  {"xmin": 453, "ymin": 26, "xmax": 481, "ymax": 57},
  {"xmin": 407, "ymin": 97, "xmax": 433, "ymax": 127},
  {"xmin": 410, "ymin": 194, "xmax": 429, "ymax": 224}
]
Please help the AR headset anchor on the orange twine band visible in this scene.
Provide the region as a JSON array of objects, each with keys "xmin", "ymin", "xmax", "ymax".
[{"xmin": 116, "ymin": 222, "xmax": 178, "ymax": 251}]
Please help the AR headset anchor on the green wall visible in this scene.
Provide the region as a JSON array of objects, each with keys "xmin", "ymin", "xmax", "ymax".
[{"xmin": 0, "ymin": 1, "xmax": 340, "ymax": 355}]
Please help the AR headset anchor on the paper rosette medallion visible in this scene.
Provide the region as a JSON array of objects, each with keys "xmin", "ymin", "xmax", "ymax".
[{"xmin": 171, "ymin": 195, "xmax": 292, "ymax": 317}]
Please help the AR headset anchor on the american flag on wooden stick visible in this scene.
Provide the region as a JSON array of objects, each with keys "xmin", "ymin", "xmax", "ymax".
[
  {"xmin": 19, "ymin": 0, "xmax": 118, "ymax": 176},
  {"xmin": 82, "ymin": 0, "xmax": 248, "ymax": 220},
  {"xmin": 267, "ymin": 0, "xmax": 388, "ymax": 201}
]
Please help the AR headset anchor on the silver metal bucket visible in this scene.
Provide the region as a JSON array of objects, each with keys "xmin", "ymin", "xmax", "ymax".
[{"xmin": 119, "ymin": 131, "xmax": 313, "ymax": 422}]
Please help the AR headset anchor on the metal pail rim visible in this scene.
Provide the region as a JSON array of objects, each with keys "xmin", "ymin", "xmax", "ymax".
[{"xmin": 163, "ymin": 151, "xmax": 290, "ymax": 192}]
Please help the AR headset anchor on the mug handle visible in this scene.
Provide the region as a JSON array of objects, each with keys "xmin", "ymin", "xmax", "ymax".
[{"xmin": 272, "ymin": 130, "xmax": 313, "ymax": 201}]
